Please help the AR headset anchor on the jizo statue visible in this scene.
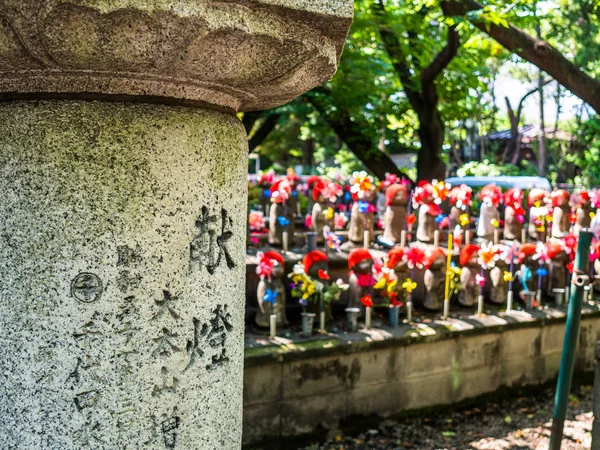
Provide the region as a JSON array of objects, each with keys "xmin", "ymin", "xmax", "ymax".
[
  {"xmin": 550, "ymin": 189, "xmax": 570, "ymax": 238},
  {"xmin": 528, "ymin": 188, "xmax": 550, "ymax": 241},
  {"xmin": 459, "ymin": 244, "xmax": 481, "ymax": 307},
  {"xmin": 255, "ymin": 251, "xmax": 288, "ymax": 327},
  {"xmin": 503, "ymin": 188, "xmax": 525, "ymax": 241},
  {"xmin": 476, "ymin": 184, "xmax": 502, "ymax": 243},
  {"xmin": 448, "ymin": 184, "xmax": 472, "ymax": 230},
  {"xmin": 382, "ymin": 183, "xmax": 408, "ymax": 245},
  {"xmin": 423, "ymin": 247, "xmax": 446, "ymax": 310},
  {"xmin": 347, "ymin": 248, "xmax": 376, "ymax": 311},
  {"xmin": 573, "ymin": 191, "xmax": 591, "ymax": 237},
  {"xmin": 268, "ymin": 178, "xmax": 293, "ymax": 246}
]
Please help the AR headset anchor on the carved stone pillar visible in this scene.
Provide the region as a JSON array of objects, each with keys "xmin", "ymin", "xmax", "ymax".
[{"xmin": 0, "ymin": 1, "xmax": 352, "ymax": 448}]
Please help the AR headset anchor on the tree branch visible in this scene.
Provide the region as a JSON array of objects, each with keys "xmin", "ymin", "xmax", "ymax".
[
  {"xmin": 443, "ymin": 0, "xmax": 600, "ymax": 113},
  {"xmin": 304, "ymin": 88, "xmax": 413, "ymax": 182},
  {"xmin": 420, "ymin": 25, "xmax": 460, "ymax": 86},
  {"xmin": 373, "ymin": 0, "xmax": 424, "ymax": 112},
  {"xmin": 248, "ymin": 113, "xmax": 281, "ymax": 152}
]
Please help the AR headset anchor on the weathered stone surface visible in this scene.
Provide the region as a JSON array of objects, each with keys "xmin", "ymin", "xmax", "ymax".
[
  {"xmin": 243, "ymin": 311, "xmax": 600, "ymax": 444},
  {"xmin": 0, "ymin": 101, "xmax": 247, "ymax": 448},
  {"xmin": 0, "ymin": 0, "xmax": 353, "ymax": 111}
]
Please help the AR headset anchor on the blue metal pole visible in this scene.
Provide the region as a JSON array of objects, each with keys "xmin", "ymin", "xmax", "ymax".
[{"xmin": 549, "ymin": 230, "xmax": 593, "ymax": 450}]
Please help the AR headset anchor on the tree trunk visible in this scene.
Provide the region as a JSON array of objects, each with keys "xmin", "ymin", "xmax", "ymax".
[
  {"xmin": 416, "ymin": 95, "xmax": 446, "ymax": 181},
  {"xmin": 302, "ymin": 138, "xmax": 314, "ymax": 169}
]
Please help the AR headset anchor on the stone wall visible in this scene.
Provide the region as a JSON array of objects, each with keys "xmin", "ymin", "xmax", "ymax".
[{"xmin": 243, "ymin": 311, "xmax": 600, "ymax": 444}]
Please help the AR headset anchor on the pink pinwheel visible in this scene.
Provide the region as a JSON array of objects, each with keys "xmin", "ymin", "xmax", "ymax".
[
  {"xmin": 475, "ymin": 273, "xmax": 486, "ymax": 286},
  {"xmin": 323, "ymin": 226, "xmax": 341, "ymax": 252},
  {"xmin": 334, "ymin": 212, "xmax": 348, "ymax": 230}
]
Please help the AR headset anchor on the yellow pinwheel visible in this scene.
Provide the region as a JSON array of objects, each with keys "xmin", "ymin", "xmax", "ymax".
[{"xmin": 402, "ymin": 279, "xmax": 417, "ymax": 293}]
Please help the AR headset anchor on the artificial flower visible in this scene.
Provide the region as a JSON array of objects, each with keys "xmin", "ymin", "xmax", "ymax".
[
  {"xmin": 432, "ymin": 179, "xmax": 450, "ymax": 204},
  {"xmin": 361, "ymin": 295, "xmax": 373, "ymax": 307},
  {"xmin": 403, "ymin": 246, "xmax": 426, "ymax": 269},
  {"xmin": 536, "ymin": 268, "xmax": 548, "ymax": 277},
  {"xmin": 406, "ymin": 213, "xmax": 417, "ymax": 227},
  {"xmin": 256, "ymin": 252, "xmax": 275, "ymax": 282},
  {"xmin": 503, "ymin": 271, "xmax": 514, "ymax": 282},
  {"xmin": 569, "ymin": 213, "xmax": 577, "ymax": 225},
  {"xmin": 460, "ymin": 214, "xmax": 470, "ymax": 227},
  {"xmin": 490, "ymin": 218, "xmax": 499, "ymax": 228},
  {"xmin": 389, "ymin": 292, "xmax": 403, "ymax": 308},
  {"xmin": 402, "ymin": 279, "xmax": 417, "ymax": 293},
  {"xmin": 248, "ymin": 210, "xmax": 266, "ymax": 231},
  {"xmin": 322, "ymin": 182, "xmax": 343, "ymax": 203},
  {"xmin": 563, "ymin": 234, "xmax": 578, "ymax": 255},
  {"xmin": 350, "ymin": 171, "xmax": 374, "ymax": 200},
  {"xmin": 449, "ymin": 184, "xmax": 473, "ymax": 209},
  {"xmin": 478, "ymin": 243, "xmax": 499, "ymax": 269},
  {"xmin": 533, "ymin": 241, "xmax": 550, "ymax": 263}
]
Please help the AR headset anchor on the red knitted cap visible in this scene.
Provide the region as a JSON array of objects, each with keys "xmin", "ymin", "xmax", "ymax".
[
  {"xmin": 263, "ymin": 251, "xmax": 285, "ymax": 265},
  {"xmin": 460, "ymin": 244, "xmax": 480, "ymax": 266},
  {"xmin": 348, "ymin": 248, "xmax": 373, "ymax": 269},
  {"xmin": 385, "ymin": 184, "xmax": 408, "ymax": 206},
  {"xmin": 303, "ymin": 250, "xmax": 328, "ymax": 272}
]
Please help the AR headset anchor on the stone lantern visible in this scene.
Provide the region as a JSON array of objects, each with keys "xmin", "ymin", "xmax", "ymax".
[{"xmin": 0, "ymin": 2, "xmax": 352, "ymax": 448}]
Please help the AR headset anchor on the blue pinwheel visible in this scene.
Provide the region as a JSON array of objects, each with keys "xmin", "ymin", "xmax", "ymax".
[
  {"xmin": 435, "ymin": 214, "xmax": 447, "ymax": 224},
  {"xmin": 358, "ymin": 201, "xmax": 370, "ymax": 214},
  {"xmin": 263, "ymin": 289, "xmax": 278, "ymax": 305}
]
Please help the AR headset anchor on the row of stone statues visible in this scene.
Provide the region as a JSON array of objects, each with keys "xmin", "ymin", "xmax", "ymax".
[
  {"xmin": 254, "ymin": 236, "xmax": 599, "ymax": 331},
  {"xmin": 252, "ymin": 173, "xmax": 598, "ymax": 250}
]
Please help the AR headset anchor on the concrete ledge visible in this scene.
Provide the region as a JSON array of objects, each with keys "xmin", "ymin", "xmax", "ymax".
[{"xmin": 243, "ymin": 305, "xmax": 600, "ymax": 444}]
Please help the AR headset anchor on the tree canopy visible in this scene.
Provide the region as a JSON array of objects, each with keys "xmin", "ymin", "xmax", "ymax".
[{"xmin": 246, "ymin": 0, "xmax": 600, "ymax": 187}]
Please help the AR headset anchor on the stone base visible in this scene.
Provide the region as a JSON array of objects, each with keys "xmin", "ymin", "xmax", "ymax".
[
  {"xmin": 243, "ymin": 306, "xmax": 600, "ymax": 444},
  {"xmin": 0, "ymin": 101, "xmax": 247, "ymax": 448}
]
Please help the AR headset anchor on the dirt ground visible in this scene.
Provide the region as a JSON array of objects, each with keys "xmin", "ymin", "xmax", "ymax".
[{"xmin": 300, "ymin": 384, "xmax": 594, "ymax": 450}]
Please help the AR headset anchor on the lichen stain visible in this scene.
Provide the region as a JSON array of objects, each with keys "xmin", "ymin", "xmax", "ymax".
[{"xmin": 295, "ymin": 358, "xmax": 361, "ymax": 389}]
